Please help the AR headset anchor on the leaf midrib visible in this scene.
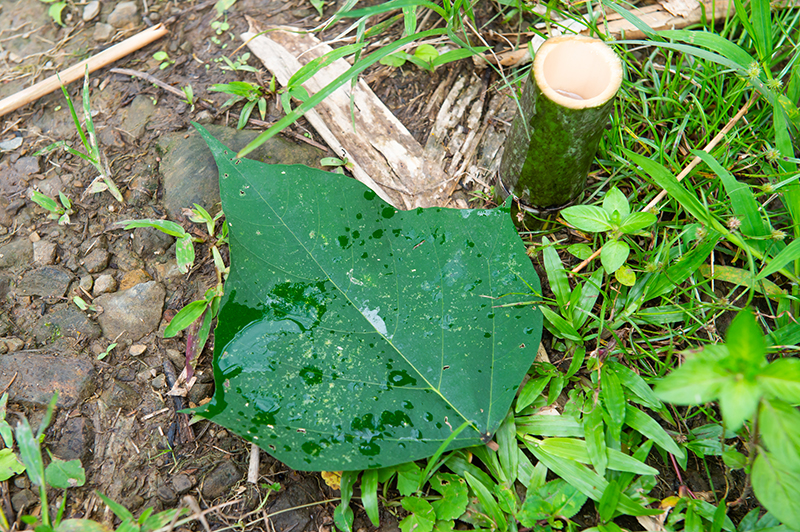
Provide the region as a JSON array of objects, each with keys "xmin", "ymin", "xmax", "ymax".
[{"xmin": 230, "ymin": 158, "xmax": 485, "ymax": 438}]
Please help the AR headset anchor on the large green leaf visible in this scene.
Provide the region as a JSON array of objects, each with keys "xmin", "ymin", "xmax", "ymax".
[{"xmin": 192, "ymin": 124, "xmax": 543, "ymax": 471}]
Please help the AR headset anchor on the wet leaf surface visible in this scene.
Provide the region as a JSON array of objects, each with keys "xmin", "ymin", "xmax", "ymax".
[{"xmin": 192, "ymin": 124, "xmax": 542, "ymax": 471}]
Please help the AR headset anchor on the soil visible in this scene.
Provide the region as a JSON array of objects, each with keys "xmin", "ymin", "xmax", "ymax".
[{"xmin": 0, "ymin": 0, "xmax": 752, "ymax": 530}]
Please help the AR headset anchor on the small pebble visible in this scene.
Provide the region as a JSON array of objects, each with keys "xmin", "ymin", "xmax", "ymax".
[
  {"xmin": 129, "ymin": 344, "xmax": 147, "ymax": 356},
  {"xmin": 83, "ymin": 1, "xmax": 100, "ymax": 21},
  {"xmin": 93, "ymin": 23, "xmax": 113, "ymax": 42},
  {"xmin": 92, "ymin": 273, "xmax": 116, "ymax": 296},
  {"xmin": 151, "ymin": 373, "xmax": 166, "ymax": 389}
]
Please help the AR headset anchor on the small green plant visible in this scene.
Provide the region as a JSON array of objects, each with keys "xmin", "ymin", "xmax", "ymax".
[
  {"xmin": 656, "ymin": 309, "xmax": 800, "ymax": 528},
  {"xmin": 379, "ymin": 43, "xmax": 477, "ymax": 72},
  {"xmin": 97, "ymin": 342, "xmax": 117, "ymax": 361},
  {"xmin": 181, "ymin": 84, "xmax": 196, "ymax": 111},
  {"xmin": 309, "ymin": 0, "xmax": 325, "ymax": 16},
  {"xmin": 118, "ymin": 218, "xmax": 199, "ymax": 274},
  {"xmin": 96, "ymin": 492, "xmax": 188, "ymax": 531},
  {"xmin": 0, "ymin": 393, "xmax": 93, "ymax": 532},
  {"xmin": 209, "ymin": 81, "xmax": 268, "ymax": 129},
  {"xmin": 320, "ymin": 154, "xmax": 353, "ymax": 174},
  {"xmin": 152, "ymin": 50, "xmax": 174, "ymax": 70},
  {"xmin": 125, "ymin": 205, "xmax": 228, "ymax": 378},
  {"xmin": 220, "ymin": 52, "xmax": 257, "ymax": 72},
  {"xmin": 39, "ymin": 0, "xmax": 67, "ymax": 26},
  {"xmin": 560, "ymin": 186, "xmax": 657, "ymax": 285},
  {"xmin": 34, "ymin": 69, "xmax": 123, "ymax": 203},
  {"xmin": 30, "ymin": 190, "xmax": 73, "ymax": 225},
  {"xmin": 72, "ymin": 295, "xmax": 97, "ymax": 313}
]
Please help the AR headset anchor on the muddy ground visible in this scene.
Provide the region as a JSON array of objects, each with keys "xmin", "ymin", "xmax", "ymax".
[
  {"xmin": 0, "ymin": 0, "xmax": 750, "ymax": 530},
  {"xmin": 0, "ymin": 0, "xmax": 478, "ymax": 529}
]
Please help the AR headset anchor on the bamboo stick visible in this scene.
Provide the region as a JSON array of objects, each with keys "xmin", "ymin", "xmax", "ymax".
[{"xmin": 0, "ymin": 23, "xmax": 168, "ymax": 118}]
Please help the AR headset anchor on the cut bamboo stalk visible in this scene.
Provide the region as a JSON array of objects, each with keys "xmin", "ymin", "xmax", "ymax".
[
  {"xmin": 498, "ymin": 35, "xmax": 623, "ymax": 212},
  {"xmin": 0, "ymin": 23, "xmax": 168, "ymax": 119}
]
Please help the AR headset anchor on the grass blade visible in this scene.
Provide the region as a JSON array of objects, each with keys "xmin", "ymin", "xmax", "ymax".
[
  {"xmin": 584, "ymin": 406, "xmax": 608, "ymax": 477},
  {"xmin": 642, "ymin": 232, "xmax": 721, "ymax": 301},
  {"xmin": 756, "ymin": 239, "xmax": 800, "ymax": 280},
  {"xmin": 538, "ymin": 438, "xmax": 658, "ymax": 476},
  {"xmin": 574, "ymin": 268, "xmax": 603, "ymax": 329},
  {"xmin": 82, "ymin": 67, "xmax": 100, "ymax": 162},
  {"xmin": 659, "ymin": 30, "xmax": 755, "ymax": 70},
  {"xmin": 516, "ymin": 415, "xmax": 584, "ymax": 438},
  {"xmin": 749, "ymin": 0, "xmax": 773, "ymax": 63},
  {"xmin": 699, "ymin": 264, "xmax": 785, "ymax": 299},
  {"xmin": 542, "ymin": 236, "xmax": 570, "ymax": 314},
  {"xmin": 238, "ymin": 28, "xmax": 447, "ymax": 157},
  {"xmin": 601, "ymin": 364, "xmax": 626, "ymax": 441},
  {"xmin": 622, "ymin": 149, "xmax": 714, "ymax": 227},
  {"xmin": 625, "ymin": 405, "xmax": 685, "ymax": 460},
  {"xmin": 497, "ymin": 411, "xmax": 518, "ymax": 485},
  {"xmin": 692, "ymin": 150, "xmax": 769, "ymax": 240},
  {"xmin": 523, "ymin": 438, "xmax": 660, "ymax": 516},
  {"xmin": 360, "ymin": 469, "xmax": 380, "ymax": 527}
]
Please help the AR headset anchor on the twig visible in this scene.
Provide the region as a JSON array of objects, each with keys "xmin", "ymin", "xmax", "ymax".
[
  {"xmin": 570, "ymin": 94, "xmax": 756, "ymax": 275},
  {"xmin": 109, "ymin": 67, "xmax": 186, "ymax": 99},
  {"xmin": 0, "ymin": 24, "xmax": 168, "ymax": 118},
  {"xmin": 248, "ymin": 443, "xmax": 260, "ymax": 484},
  {"xmin": 183, "ymin": 495, "xmax": 212, "ymax": 532}
]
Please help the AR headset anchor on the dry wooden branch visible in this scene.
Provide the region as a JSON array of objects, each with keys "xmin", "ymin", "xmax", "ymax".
[
  {"xmin": 480, "ymin": 0, "xmax": 734, "ymax": 67},
  {"xmin": 242, "ymin": 27, "xmax": 449, "ymax": 209},
  {"xmin": 0, "ymin": 23, "xmax": 168, "ymax": 118}
]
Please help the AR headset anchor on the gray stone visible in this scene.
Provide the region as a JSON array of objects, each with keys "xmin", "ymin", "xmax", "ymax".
[
  {"xmin": 111, "ymin": 245, "xmax": 144, "ymax": 271},
  {"xmin": 202, "ymin": 461, "xmax": 241, "ymax": 500},
  {"xmin": 158, "ymin": 125, "xmax": 326, "ymax": 219},
  {"xmin": 93, "ymin": 273, "xmax": 117, "ymax": 295},
  {"xmin": 153, "ymin": 259, "xmax": 182, "ymax": 280},
  {"xmin": 151, "ymin": 373, "xmax": 166, "ymax": 389},
  {"xmin": 11, "ymin": 489, "xmax": 36, "ymax": 512},
  {"xmin": 35, "ymin": 175, "xmax": 63, "ymax": 198},
  {"xmin": 13, "ymin": 157, "xmax": 40, "ymax": 177},
  {"xmin": 121, "ymin": 94, "xmax": 156, "ymax": 140},
  {"xmin": 187, "ymin": 382, "xmax": 213, "ymax": 406},
  {"xmin": 34, "ymin": 303, "xmax": 102, "ymax": 344},
  {"xmin": 264, "ymin": 475, "xmax": 321, "ymax": 532},
  {"xmin": 116, "ymin": 365, "xmax": 135, "ymax": 381},
  {"xmin": 83, "ymin": 1, "xmax": 100, "ymax": 21},
  {"xmin": 33, "ymin": 240, "xmax": 57, "ymax": 266},
  {"xmin": 108, "ymin": 1, "xmax": 139, "ymax": 28},
  {"xmin": 172, "ymin": 473, "xmax": 195, "ymax": 494},
  {"xmin": 133, "ymin": 226, "xmax": 174, "ymax": 258},
  {"xmin": 0, "ymin": 137, "xmax": 23, "ymax": 151},
  {"xmin": 16, "ymin": 266, "xmax": 73, "ymax": 298},
  {"xmin": 156, "ymin": 484, "xmax": 177, "ymax": 504},
  {"xmin": 0, "ymin": 238, "xmax": 33, "ymax": 269},
  {"xmin": 83, "ymin": 248, "xmax": 110, "ymax": 273},
  {"xmin": 95, "ymin": 281, "xmax": 165, "ymax": 341},
  {"xmin": 93, "ymin": 22, "xmax": 113, "ymax": 41},
  {"xmin": 1, "ymin": 337, "xmax": 24, "ymax": 352},
  {"xmin": 195, "ymin": 110, "xmax": 213, "ymax": 124},
  {"xmin": 165, "ymin": 349, "xmax": 184, "ymax": 370},
  {"xmin": 0, "ymin": 351, "xmax": 95, "ymax": 408},
  {"xmin": 80, "ymin": 275, "xmax": 94, "ymax": 292},
  {"xmin": 100, "ymin": 379, "xmax": 141, "ymax": 410},
  {"xmin": 52, "ymin": 416, "xmax": 94, "ymax": 464}
]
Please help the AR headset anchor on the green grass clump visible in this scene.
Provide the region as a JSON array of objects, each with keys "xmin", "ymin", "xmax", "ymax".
[{"xmin": 287, "ymin": 0, "xmax": 800, "ymax": 530}]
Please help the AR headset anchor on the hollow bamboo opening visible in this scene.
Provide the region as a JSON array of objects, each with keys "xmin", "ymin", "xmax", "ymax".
[{"xmin": 533, "ymin": 35, "xmax": 623, "ymax": 110}]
